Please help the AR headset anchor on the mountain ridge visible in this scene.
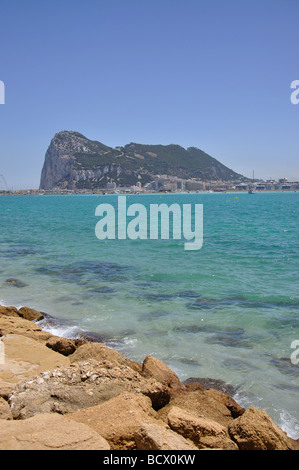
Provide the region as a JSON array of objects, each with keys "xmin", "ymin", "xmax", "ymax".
[{"xmin": 40, "ymin": 131, "xmax": 247, "ymax": 190}]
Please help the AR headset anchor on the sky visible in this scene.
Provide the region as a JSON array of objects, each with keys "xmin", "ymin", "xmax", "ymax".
[{"xmin": 0, "ymin": 0, "xmax": 299, "ymax": 189}]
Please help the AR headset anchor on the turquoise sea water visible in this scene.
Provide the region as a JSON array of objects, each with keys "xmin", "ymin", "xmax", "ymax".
[{"xmin": 0, "ymin": 192, "xmax": 298, "ymax": 438}]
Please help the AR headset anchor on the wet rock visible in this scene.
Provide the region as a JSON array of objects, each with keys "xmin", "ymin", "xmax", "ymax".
[
  {"xmin": 205, "ymin": 389, "xmax": 245, "ymax": 419},
  {"xmin": 228, "ymin": 407, "xmax": 299, "ymax": 450},
  {"xmin": 5, "ymin": 278, "xmax": 28, "ymax": 288},
  {"xmin": 0, "ymin": 306, "xmax": 20, "ymax": 318},
  {"xmin": 183, "ymin": 377, "xmax": 236, "ymax": 396},
  {"xmin": 18, "ymin": 307, "xmax": 44, "ymax": 322},
  {"xmin": 46, "ymin": 336, "xmax": 76, "ymax": 356},
  {"xmin": 175, "ymin": 290, "xmax": 202, "ymax": 299}
]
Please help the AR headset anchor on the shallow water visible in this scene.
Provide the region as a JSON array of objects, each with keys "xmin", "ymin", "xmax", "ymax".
[{"xmin": 0, "ymin": 191, "xmax": 298, "ymax": 438}]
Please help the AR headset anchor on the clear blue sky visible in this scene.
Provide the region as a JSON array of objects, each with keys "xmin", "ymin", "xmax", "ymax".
[{"xmin": 0, "ymin": 0, "xmax": 299, "ymax": 189}]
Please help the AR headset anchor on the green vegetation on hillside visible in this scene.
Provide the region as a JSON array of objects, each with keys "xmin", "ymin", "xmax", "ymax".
[{"xmin": 72, "ymin": 138, "xmax": 244, "ymax": 182}]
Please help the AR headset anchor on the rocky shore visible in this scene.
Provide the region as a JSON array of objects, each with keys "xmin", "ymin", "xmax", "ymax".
[{"xmin": 0, "ymin": 304, "xmax": 298, "ymax": 451}]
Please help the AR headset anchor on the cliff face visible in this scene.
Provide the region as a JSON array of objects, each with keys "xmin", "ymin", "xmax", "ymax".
[
  {"xmin": 40, "ymin": 131, "xmax": 101, "ymax": 190},
  {"xmin": 40, "ymin": 131, "xmax": 246, "ymax": 190}
]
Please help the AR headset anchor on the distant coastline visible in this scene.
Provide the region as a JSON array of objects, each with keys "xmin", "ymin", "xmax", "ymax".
[{"xmin": 1, "ymin": 187, "xmax": 299, "ymax": 196}]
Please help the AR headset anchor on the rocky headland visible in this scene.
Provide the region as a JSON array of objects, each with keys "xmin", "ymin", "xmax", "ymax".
[
  {"xmin": 0, "ymin": 304, "xmax": 298, "ymax": 451},
  {"xmin": 39, "ymin": 131, "xmax": 246, "ymax": 191}
]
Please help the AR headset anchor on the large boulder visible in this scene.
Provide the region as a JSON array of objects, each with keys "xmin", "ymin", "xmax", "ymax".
[
  {"xmin": 228, "ymin": 407, "xmax": 299, "ymax": 451},
  {"xmin": 69, "ymin": 392, "xmax": 160, "ymax": 450},
  {"xmin": 9, "ymin": 358, "xmax": 170, "ymax": 419},
  {"xmin": 0, "ymin": 306, "xmax": 20, "ymax": 318},
  {"xmin": 18, "ymin": 306, "xmax": 44, "ymax": 322},
  {"xmin": 141, "ymin": 355, "xmax": 186, "ymax": 396},
  {"xmin": 70, "ymin": 341, "xmax": 142, "ymax": 373},
  {"xmin": 46, "ymin": 336, "xmax": 77, "ymax": 356},
  {"xmin": 205, "ymin": 388, "xmax": 245, "ymax": 418},
  {"xmin": 0, "ymin": 315, "xmax": 53, "ymax": 344},
  {"xmin": 167, "ymin": 406, "xmax": 238, "ymax": 450},
  {"xmin": 158, "ymin": 389, "xmax": 233, "ymax": 428},
  {"xmin": 134, "ymin": 422, "xmax": 198, "ymax": 451},
  {"xmin": 0, "ymin": 413, "xmax": 110, "ymax": 450}
]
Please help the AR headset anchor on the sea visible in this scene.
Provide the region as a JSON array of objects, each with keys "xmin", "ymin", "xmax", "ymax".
[{"xmin": 0, "ymin": 191, "xmax": 298, "ymax": 438}]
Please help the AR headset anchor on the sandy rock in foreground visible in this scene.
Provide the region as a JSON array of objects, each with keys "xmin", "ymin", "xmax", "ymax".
[
  {"xmin": 228, "ymin": 407, "xmax": 299, "ymax": 451},
  {"xmin": 1, "ymin": 305, "xmax": 298, "ymax": 450},
  {"xmin": 0, "ymin": 315, "xmax": 53, "ymax": 344},
  {"xmin": 0, "ymin": 413, "xmax": 110, "ymax": 450},
  {"xmin": 18, "ymin": 306, "xmax": 44, "ymax": 322},
  {"xmin": 69, "ymin": 391, "xmax": 161, "ymax": 450},
  {"xmin": 0, "ymin": 307, "xmax": 20, "ymax": 318},
  {"xmin": 0, "ymin": 334, "xmax": 70, "ymax": 397},
  {"xmin": 9, "ymin": 358, "xmax": 170, "ymax": 419}
]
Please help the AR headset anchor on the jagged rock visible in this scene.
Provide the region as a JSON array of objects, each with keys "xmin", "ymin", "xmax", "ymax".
[
  {"xmin": 0, "ymin": 413, "xmax": 110, "ymax": 450},
  {"xmin": 228, "ymin": 407, "xmax": 299, "ymax": 451},
  {"xmin": 46, "ymin": 336, "xmax": 76, "ymax": 356},
  {"xmin": 9, "ymin": 358, "xmax": 170, "ymax": 419},
  {"xmin": 70, "ymin": 341, "xmax": 142, "ymax": 373},
  {"xmin": 158, "ymin": 389, "xmax": 233, "ymax": 428},
  {"xmin": 0, "ymin": 315, "xmax": 53, "ymax": 343},
  {"xmin": 167, "ymin": 406, "xmax": 238, "ymax": 450},
  {"xmin": 141, "ymin": 355, "xmax": 186, "ymax": 396},
  {"xmin": 0, "ymin": 306, "xmax": 20, "ymax": 318},
  {"xmin": 135, "ymin": 423, "xmax": 198, "ymax": 451},
  {"xmin": 18, "ymin": 306, "xmax": 44, "ymax": 322},
  {"xmin": 205, "ymin": 389, "xmax": 245, "ymax": 418},
  {"xmin": 69, "ymin": 392, "xmax": 160, "ymax": 450}
]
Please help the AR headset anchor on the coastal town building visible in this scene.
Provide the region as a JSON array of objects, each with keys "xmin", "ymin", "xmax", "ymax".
[{"xmin": 1, "ymin": 176, "xmax": 299, "ymax": 196}]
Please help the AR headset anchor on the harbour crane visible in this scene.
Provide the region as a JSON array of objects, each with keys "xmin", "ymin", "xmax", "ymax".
[{"xmin": 0, "ymin": 174, "xmax": 9, "ymax": 191}]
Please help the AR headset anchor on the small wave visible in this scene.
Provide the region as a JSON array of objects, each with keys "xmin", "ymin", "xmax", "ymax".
[
  {"xmin": 36, "ymin": 318, "xmax": 83, "ymax": 340},
  {"xmin": 278, "ymin": 410, "xmax": 299, "ymax": 440}
]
